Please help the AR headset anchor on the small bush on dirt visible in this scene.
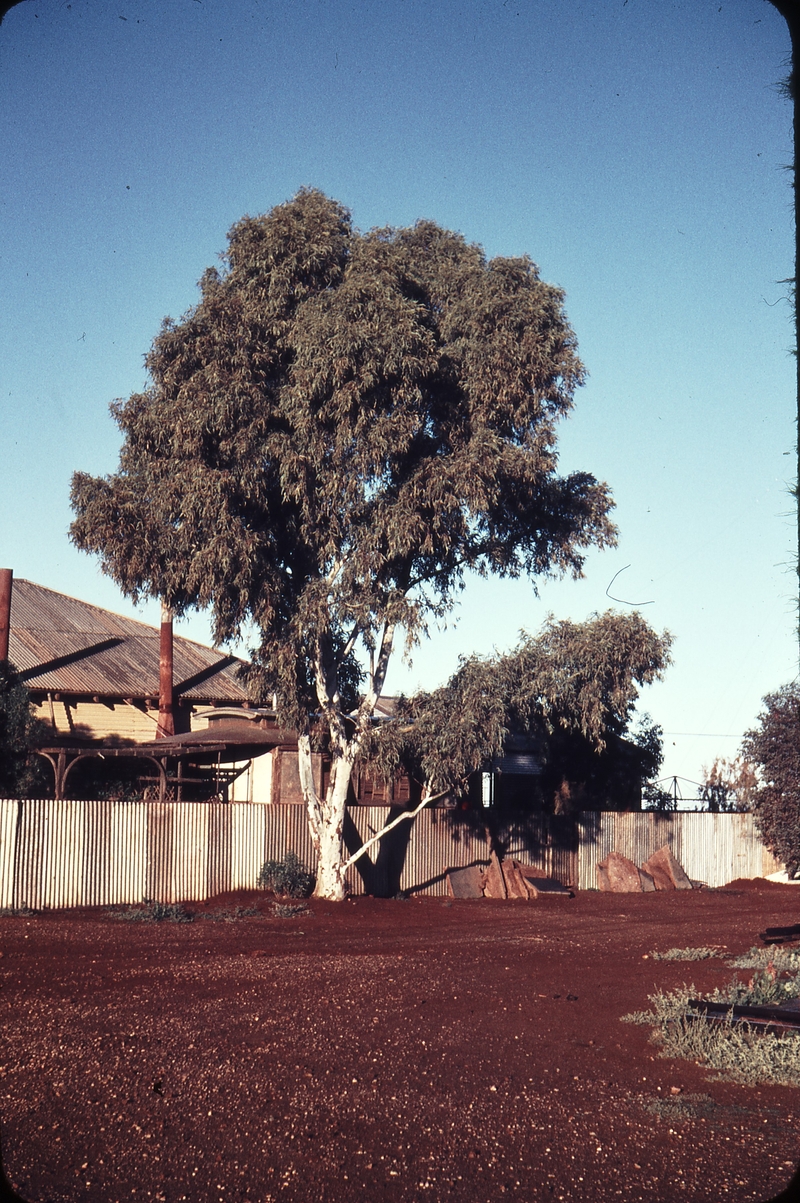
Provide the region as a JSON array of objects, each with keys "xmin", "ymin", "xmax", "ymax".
[
  {"xmin": 650, "ymin": 946, "xmax": 722, "ymax": 961},
  {"xmin": 710, "ymin": 966, "xmax": 800, "ymax": 1008},
  {"xmin": 728, "ymin": 946, "xmax": 800, "ymax": 972},
  {"xmin": 258, "ymin": 851, "xmax": 313, "ymax": 898},
  {"xmin": 272, "ymin": 902, "xmax": 309, "ymax": 919},
  {"xmin": 0, "ymin": 906, "xmax": 38, "ymax": 918},
  {"xmin": 623, "ymin": 983, "xmax": 800, "ymax": 1087},
  {"xmin": 111, "ymin": 900, "xmax": 194, "ymax": 923},
  {"xmin": 199, "ymin": 906, "xmax": 262, "ymax": 923},
  {"xmin": 639, "ymin": 1092, "xmax": 723, "ymax": 1122}
]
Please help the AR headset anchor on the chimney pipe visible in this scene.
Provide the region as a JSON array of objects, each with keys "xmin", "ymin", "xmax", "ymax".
[
  {"xmin": 0, "ymin": 569, "xmax": 12, "ymax": 664},
  {"xmin": 157, "ymin": 600, "xmax": 175, "ymax": 738}
]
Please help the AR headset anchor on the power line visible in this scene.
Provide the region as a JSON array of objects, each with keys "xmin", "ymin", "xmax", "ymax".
[{"xmin": 663, "ymin": 732, "xmax": 740, "ymax": 738}]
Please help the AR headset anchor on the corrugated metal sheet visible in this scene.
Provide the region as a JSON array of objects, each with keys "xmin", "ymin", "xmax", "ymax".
[
  {"xmin": 0, "ymin": 801, "xmax": 785, "ymax": 907},
  {"xmin": 9, "ymin": 579, "xmax": 248, "ymax": 704},
  {"xmin": 575, "ymin": 810, "xmax": 783, "ymax": 890}
]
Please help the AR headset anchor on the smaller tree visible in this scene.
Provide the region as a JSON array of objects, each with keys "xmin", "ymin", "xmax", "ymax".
[
  {"xmin": 699, "ymin": 756, "xmax": 758, "ymax": 813},
  {"xmin": 743, "ymin": 685, "xmax": 800, "ymax": 877},
  {"xmin": 0, "ymin": 662, "xmax": 48, "ymax": 798},
  {"xmin": 363, "ymin": 610, "xmax": 672, "ymax": 811}
]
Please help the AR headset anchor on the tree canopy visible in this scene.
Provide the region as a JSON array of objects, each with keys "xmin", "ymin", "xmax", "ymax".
[
  {"xmin": 70, "ymin": 189, "xmax": 616, "ymax": 897},
  {"xmin": 365, "ymin": 611, "xmax": 671, "ymax": 811},
  {"xmin": 0, "ymin": 662, "xmax": 48, "ymax": 798},
  {"xmin": 743, "ymin": 684, "xmax": 800, "ymax": 877}
]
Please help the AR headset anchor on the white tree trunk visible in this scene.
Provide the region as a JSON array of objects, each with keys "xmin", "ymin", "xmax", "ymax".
[
  {"xmin": 296, "ymin": 620, "xmax": 397, "ymax": 901},
  {"xmin": 312, "ymin": 763, "xmax": 352, "ymax": 901},
  {"xmin": 297, "ymin": 730, "xmax": 355, "ymax": 902},
  {"xmin": 297, "ymin": 733, "xmax": 321, "ymax": 847}
]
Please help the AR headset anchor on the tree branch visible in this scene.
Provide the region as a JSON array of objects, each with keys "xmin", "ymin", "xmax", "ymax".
[{"xmin": 341, "ymin": 788, "xmax": 450, "ymax": 871}]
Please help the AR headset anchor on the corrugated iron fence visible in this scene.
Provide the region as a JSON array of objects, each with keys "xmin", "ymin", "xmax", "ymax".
[{"xmin": 0, "ymin": 799, "xmax": 782, "ymax": 909}]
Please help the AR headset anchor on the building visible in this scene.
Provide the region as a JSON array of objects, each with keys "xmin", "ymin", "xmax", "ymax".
[{"xmin": 6, "ymin": 577, "xmax": 284, "ymax": 801}]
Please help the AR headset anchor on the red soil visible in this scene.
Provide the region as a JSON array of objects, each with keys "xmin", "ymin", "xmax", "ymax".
[{"xmin": 1, "ymin": 883, "xmax": 799, "ymax": 1202}]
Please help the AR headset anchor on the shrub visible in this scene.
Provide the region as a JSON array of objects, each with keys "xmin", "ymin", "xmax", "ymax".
[
  {"xmin": 111, "ymin": 900, "xmax": 193, "ymax": 923},
  {"xmin": 199, "ymin": 906, "xmax": 262, "ymax": 922},
  {"xmin": 258, "ymin": 851, "xmax": 314, "ymax": 898},
  {"xmin": 623, "ymin": 980, "xmax": 800, "ymax": 1087},
  {"xmin": 650, "ymin": 946, "xmax": 722, "ymax": 961},
  {"xmin": 0, "ymin": 661, "xmax": 49, "ymax": 797},
  {"xmin": 272, "ymin": 902, "xmax": 308, "ymax": 918},
  {"xmin": 710, "ymin": 965, "xmax": 800, "ymax": 1007},
  {"xmin": 728, "ymin": 946, "xmax": 800, "ymax": 972}
]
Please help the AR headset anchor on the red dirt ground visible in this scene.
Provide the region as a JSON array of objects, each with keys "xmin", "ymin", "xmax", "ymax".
[{"xmin": 1, "ymin": 883, "xmax": 800, "ymax": 1203}]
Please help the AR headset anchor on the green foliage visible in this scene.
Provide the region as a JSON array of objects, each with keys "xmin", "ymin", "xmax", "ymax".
[
  {"xmin": 623, "ymin": 983, "xmax": 699, "ymax": 1028},
  {"xmin": 638, "ymin": 1092, "xmax": 723, "ymax": 1123},
  {"xmin": 742, "ymin": 685, "xmax": 800, "ymax": 876},
  {"xmin": 69, "ymin": 189, "xmax": 617, "ymax": 893},
  {"xmin": 272, "ymin": 901, "xmax": 309, "ymax": 918},
  {"xmin": 69, "ymin": 189, "xmax": 614, "ymax": 737},
  {"xmin": 364, "ymin": 610, "xmax": 670, "ymax": 807},
  {"xmin": 0, "ymin": 661, "xmax": 49, "ymax": 798},
  {"xmin": 642, "ymin": 782, "xmax": 678, "ymax": 812},
  {"xmin": 199, "ymin": 906, "xmax": 262, "ymax": 922},
  {"xmin": 623, "ymin": 984, "xmax": 800, "ymax": 1088},
  {"xmin": 111, "ymin": 900, "xmax": 194, "ymax": 923},
  {"xmin": 728, "ymin": 946, "xmax": 800, "ymax": 972},
  {"xmin": 649, "ymin": 947, "xmax": 722, "ymax": 961},
  {"xmin": 699, "ymin": 755, "xmax": 758, "ymax": 813},
  {"xmin": 258, "ymin": 851, "xmax": 314, "ymax": 898},
  {"xmin": 710, "ymin": 965, "xmax": 800, "ymax": 1007}
]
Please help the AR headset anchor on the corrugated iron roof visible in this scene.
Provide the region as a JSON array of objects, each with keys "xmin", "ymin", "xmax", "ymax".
[{"xmin": 10, "ymin": 580, "xmax": 249, "ymax": 704}]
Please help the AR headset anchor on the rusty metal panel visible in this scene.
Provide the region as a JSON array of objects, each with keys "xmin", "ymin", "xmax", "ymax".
[
  {"xmin": 340, "ymin": 808, "xmax": 492, "ymax": 897},
  {"xmin": 678, "ymin": 811, "xmax": 769, "ymax": 888},
  {"xmin": 762, "ymin": 840, "xmax": 783, "ymax": 877},
  {"xmin": 573, "ymin": 811, "xmax": 783, "ymax": 891}
]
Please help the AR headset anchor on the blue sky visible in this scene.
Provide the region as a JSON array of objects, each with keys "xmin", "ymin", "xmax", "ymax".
[{"xmin": 0, "ymin": 0, "xmax": 794, "ymax": 795}]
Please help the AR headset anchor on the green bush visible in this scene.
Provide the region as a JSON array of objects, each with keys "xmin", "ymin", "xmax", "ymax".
[
  {"xmin": 710, "ymin": 965, "xmax": 800, "ymax": 1008},
  {"xmin": 650, "ymin": 946, "xmax": 721, "ymax": 961},
  {"xmin": 728, "ymin": 946, "xmax": 800, "ymax": 972},
  {"xmin": 258, "ymin": 851, "xmax": 314, "ymax": 898},
  {"xmin": 111, "ymin": 900, "xmax": 193, "ymax": 923},
  {"xmin": 199, "ymin": 906, "xmax": 262, "ymax": 922},
  {"xmin": 272, "ymin": 902, "xmax": 309, "ymax": 918},
  {"xmin": 623, "ymin": 981, "xmax": 800, "ymax": 1088}
]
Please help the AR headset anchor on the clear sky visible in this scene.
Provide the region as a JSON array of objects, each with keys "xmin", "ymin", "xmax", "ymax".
[{"xmin": 0, "ymin": 0, "xmax": 794, "ymax": 797}]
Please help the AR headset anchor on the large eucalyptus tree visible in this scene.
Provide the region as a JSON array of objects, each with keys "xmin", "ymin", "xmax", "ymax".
[{"xmin": 70, "ymin": 189, "xmax": 615, "ymax": 898}]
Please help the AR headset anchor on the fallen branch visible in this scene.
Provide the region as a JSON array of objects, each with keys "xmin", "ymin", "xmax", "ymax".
[{"xmin": 342, "ymin": 788, "xmax": 450, "ymax": 871}]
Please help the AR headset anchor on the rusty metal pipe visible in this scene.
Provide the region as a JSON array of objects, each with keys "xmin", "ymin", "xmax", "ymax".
[
  {"xmin": 157, "ymin": 601, "xmax": 175, "ymax": 738},
  {"xmin": 0, "ymin": 569, "xmax": 12, "ymax": 664}
]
